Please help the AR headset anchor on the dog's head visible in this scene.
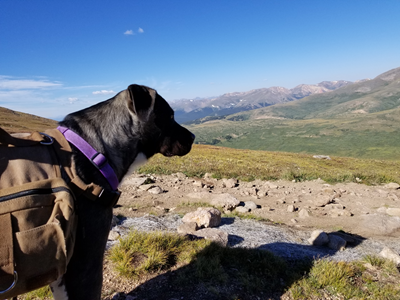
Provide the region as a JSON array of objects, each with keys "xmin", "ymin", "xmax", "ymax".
[{"xmin": 126, "ymin": 84, "xmax": 195, "ymax": 158}]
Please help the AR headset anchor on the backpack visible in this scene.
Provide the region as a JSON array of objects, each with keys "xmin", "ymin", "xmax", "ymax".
[{"xmin": 0, "ymin": 128, "xmax": 77, "ymax": 299}]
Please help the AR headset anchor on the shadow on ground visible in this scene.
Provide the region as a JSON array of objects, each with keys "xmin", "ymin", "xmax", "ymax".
[{"xmin": 111, "ymin": 220, "xmax": 367, "ymax": 300}]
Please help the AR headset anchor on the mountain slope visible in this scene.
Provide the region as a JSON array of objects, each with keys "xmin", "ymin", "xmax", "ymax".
[
  {"xmin": 0, "ymin": 107, "xmax": 57, "ymax": 133},
  {"xmin": 236, "ymin": 67, "xmax": 400, "ymax": 121},
  {"xmin": 187, "ymin": 67, "xmax": 400, "ymax": 160},
  {"xmin": 172, "ymin": 80, "xmax": 353, "ymax": 123}
]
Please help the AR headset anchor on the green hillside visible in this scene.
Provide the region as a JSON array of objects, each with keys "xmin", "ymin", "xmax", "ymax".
[
  {"xmin": 236, "ymin": 67, "xmax": 400, "ymax": 121},
  {"xmin": 188, "ymin": 68, "xmax": 400, "ymax": 161},
  {"xmin": 0, "ymin": 107, "xmax": 57, "ymax": 133}
]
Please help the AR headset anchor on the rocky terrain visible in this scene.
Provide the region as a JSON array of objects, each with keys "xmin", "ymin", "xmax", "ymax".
[{"xmin": 102, "ymin": 172, "xmax": 400, "ymax": 299}]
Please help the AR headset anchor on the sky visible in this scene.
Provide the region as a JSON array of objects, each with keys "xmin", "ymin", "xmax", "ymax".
[{"xmin": 1, "ymin": 0, "xmax": 400, "ymax": 120}]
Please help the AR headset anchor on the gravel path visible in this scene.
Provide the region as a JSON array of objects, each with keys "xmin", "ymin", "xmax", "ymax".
[{"xmin": 108, "ymin": 214, "xmax": 400, "ymax": 263}]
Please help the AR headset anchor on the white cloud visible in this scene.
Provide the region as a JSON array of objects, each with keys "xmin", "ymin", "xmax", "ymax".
[
  {"xmin": 68, "ymin": 97, "xmax": 78, "ymax": 104},
  {"xmin": 92, "ymin": 90, "xmax": 115, "ymax": 95},
  {"xmin": 138, "ymin": 27, "xmax": 144, "ymax": 33},
  {"xmin": 0, "ymin": 76, "xmax": 62, "ymax": 90},
  {"xmin": 124, "ymin": 29, "xmax": 134, "ymax": 35}
]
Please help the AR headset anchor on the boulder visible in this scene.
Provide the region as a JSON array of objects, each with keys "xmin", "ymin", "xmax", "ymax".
[
  {"xmin": 182, "ymin": 207, "xmax": 221, "ymax": 228},
  {"xmin": 210, "ymin": 193, "xmax": 240, "ymax": 211},
  {"xmin": 222, "ymin": 178, "xmax": 238, "ymax": 188},
  {"xmin": 244, "ymin": 201, "xmax": 258, "ymax": 211},
  {"xmin": 327, "ymin": 234, "xmax": 346, "ymax": 251},
  {"xmin": 379, "ymin": 247, "xmax": 400, "ymax": 266},
  {"xmin": 298, "ymin": 208, "xmax": 310, "ymax": 218},
  {"xmin": 308, "ymin": 230, "xmax": 329, "ymax": 246},
  {"xmin": 177, "ymin": 222, "xmax": 199, "ymax": 234},
  {"xmin": 235, "ymin": 206, "xmax": 250, "ymax": 213},
  {"xmin": 193, "ymin": 228, "xmax": 229, "ymax": 246}
]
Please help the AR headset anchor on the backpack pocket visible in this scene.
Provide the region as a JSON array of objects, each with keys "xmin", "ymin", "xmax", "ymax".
[{"xmin": 0, "ymin": 178, "xmax": 76, "ymax": 299}]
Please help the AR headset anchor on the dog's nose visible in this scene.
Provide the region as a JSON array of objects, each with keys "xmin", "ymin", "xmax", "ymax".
[{"xmin": 191, "ymin": 133, "xmax": 195, "ymax": 141}]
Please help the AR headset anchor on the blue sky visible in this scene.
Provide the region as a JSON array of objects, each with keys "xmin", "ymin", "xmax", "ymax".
[{"xmin": 1, "ymin": 0, "xmax": 400, "ymax": 120}]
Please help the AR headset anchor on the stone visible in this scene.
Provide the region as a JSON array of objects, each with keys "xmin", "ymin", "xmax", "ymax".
[
  {"xmin": 193, "ymin": 228, "xmax": 229, "ymax": 246},
  {"xmin": 379, "ymin": 247, "xmax": 400, "ymax": 266},
  {"xmin": 360, "ymin": 214, "xmax": 400, "ymax": 235},
  {"xmin": 328, "ymin": 232, "xmax": 357, "ymax": 244},
  {"xmin": 139, "ymin": 184, "xmax": 155, "ymax": 191},
  {"xmin": 182, "ymin": 207, "xmax": 221, "ymax": 228},
  {"xmin": 386, "ymin": 208, "xmax": 400, "ymax": 217},
  {"xmin": 177, "ymin": 222, "xmax": 198, "ymax": 234},
  {"xmin": 327, "ymin": 234, "xmax": 346, "ymax": 251},
  {"xmin": 235, "ymin": 206, "xmax": 250, "ymax": 213},
  {"xmin": 244, "ymin": 201, "xmax": 258, "ymax": 210},
  {"xmin": 384, "ymin": 182, "xmax": 400, "ymax": 190},
  {"xmin": 186, "ymin": 192, "xmax": 212, "ymax": 200},
  {"xmin": 203, "ymin": 173, "xmax": 213, "ymax": 179},
  {"xmin": 308, "ymin": 230, "xmax": 329, "ymax": 246},
  {"xmin": 120, "ymin": 176, "xmax": 149, "ymax": 187},
  {"xmin": 313, "ymin": 196, "xmax": 332, "ymax": 207},
  {"xmin": 148, "ymin": 186, "xmax": 163, "ymax": 194},
  {"xmin": 210, "ymin": 193, "xmax": 240, "ymax": 211},
  {"xmin": 325, "ymin": 203, "xmax": 344, "ymax": 210},
  {"xmin": 287, "ymin": 205, "xmax": 295, "ymax": 213},
  {"xmin": 298, "ymin": 208, "xmax": 310, "ymax": 218},
  {"xmin": 108, "ymin": 231, "xmax": 120, "ymax": 241},
  {"xmin": 223, "ymin": 178, "xmax": 238, "ymax": 188},
  {"xmin": 193, "ymin": 180, "xmax": 204, "ymax": 187}
]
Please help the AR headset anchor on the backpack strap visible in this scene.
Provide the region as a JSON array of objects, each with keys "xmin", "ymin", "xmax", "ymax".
[
  {"xmin": 45, "ymin": 129, "xmax": 120, "ymax": 207},
  {"xmin": 0, "ymin": 127, "xmax": 52, "ymax": 147}
]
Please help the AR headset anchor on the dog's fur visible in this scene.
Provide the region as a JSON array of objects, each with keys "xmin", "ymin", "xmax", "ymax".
[{"xmin": 48, "ymin": 84, "xmax": 194, "ymax": 299}]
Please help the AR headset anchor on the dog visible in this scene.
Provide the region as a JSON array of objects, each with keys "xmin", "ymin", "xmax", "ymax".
[{"xmin": 44, "ymin": 84, "xmax": 195, "ymax": 299}]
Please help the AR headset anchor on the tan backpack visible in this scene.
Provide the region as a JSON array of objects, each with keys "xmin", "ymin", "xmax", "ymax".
[{"xmin": 0, "ymin": 128, "xmax": 77, "ymax": 299}]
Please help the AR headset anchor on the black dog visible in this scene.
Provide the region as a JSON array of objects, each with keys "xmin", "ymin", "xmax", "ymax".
[{"xmin": 49, "ymin": 84, "xmax": 194, "ymax": 299}]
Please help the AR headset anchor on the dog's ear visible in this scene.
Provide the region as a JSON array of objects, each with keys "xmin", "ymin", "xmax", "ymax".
[{"xmin": 127, "ymin": 84, "xmax": 156, "ymax": 121}]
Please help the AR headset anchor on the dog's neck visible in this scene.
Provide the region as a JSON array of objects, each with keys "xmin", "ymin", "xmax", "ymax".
[{"xmin": 58, "ymin": 98, "xmax": 146, "ymax": 189}]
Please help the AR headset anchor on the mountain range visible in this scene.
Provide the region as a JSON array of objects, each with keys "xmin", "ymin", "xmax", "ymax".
[
  {"xmin": 186, "ymin": 66, "xmax": 400, "ymax": 160},
  {"xmin": 171, "ymin": 80, "xmax": 356, "ymax": 123}
]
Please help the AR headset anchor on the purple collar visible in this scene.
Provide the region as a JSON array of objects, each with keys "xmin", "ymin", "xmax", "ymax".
[{"xmin": 57, "ymin": 126, "xmax": 119, "ymax": 190}]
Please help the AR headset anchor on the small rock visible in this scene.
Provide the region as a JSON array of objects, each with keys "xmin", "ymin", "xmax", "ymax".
[
  {"xmin": 182, "ymin": 207, "xmax": 221, "ymax": 228},
  {"xmin": 290, "ymin": 218, "xmax": 298, "ymax": 223},
  {"xmin": 308, "ymin": 230, "xmax": 329, "ymax": 246},
  {"xmin": 244, "ymin": 201, "xmax": 258, "ymax": 210},
  {"xmin": 193, "ymin": 228, "xmax": 229, "ymax": 246},
  {"xmin": 327, "ymin": 234, "xmax": 347, "ymax": 251},
  {"xmin": 386, "ymin": 208, "xmax": 400, "ymax": 217},
  {"xmin": 210, "ymin": 193, "xmax": 240, "ymax": 211},
  {"xmin": 108, "ymin": 231, "xmax": 120, "ymax": 241},
  {"xmin": 379, "ymin": 247, "xmax": 400, "ymax": 266},
  {"xmin": 287, "ymin": 205, "xmax": 295, "ymax": 213},
  {"xmin": 298, "ymin": 208, "xmax": 310, "ymax": 218},
  {"xmin": 193, "ymin": 180, "xmax": 204, "ymax": 187},
  {"xmin": 148, "ymin": 186, "xmax": 163, "ymax": 194},
  {"xmin": 384, "ymin": 182, "xmax": 400, "ymax": 190},
  {"xmin": 203, "ymin": 173, "xmax": 213, "ymax": 179},
  {"xmin": 235, "ymin": 206, "xmax": 250, "ymax": 213},
  {"xmin": 177, "ymin": 222, "xmax": 199, "ymax": 234},
  {"xmin": 139, "ymin": 184, "xmax": 155, "ymax": 191},
  {"xmin": 223, "ymin": 178, "xmax": 238, "ymax": 188},
  {"xmin": 313, "ymin": 196, "xmax": 332, "ymax": 207}
]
